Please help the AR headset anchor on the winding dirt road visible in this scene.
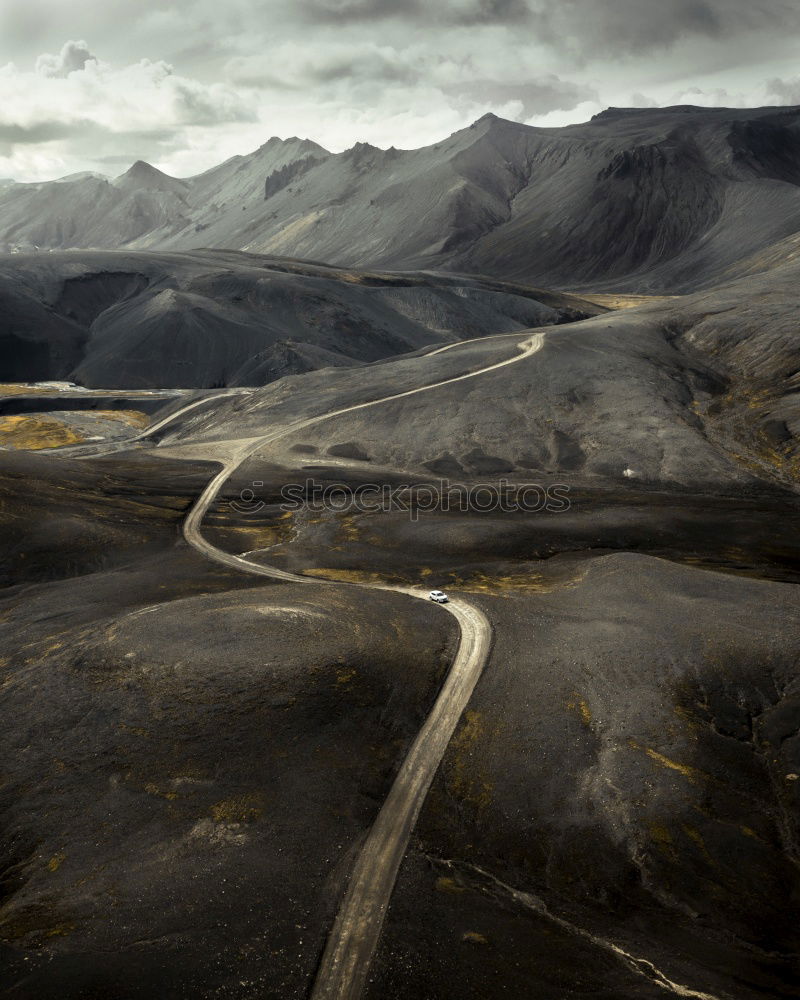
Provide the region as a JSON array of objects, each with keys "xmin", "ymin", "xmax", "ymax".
[
  {"xmin": 308, "ymin": 596, "xmax": 489, "ymax": 1000},
  {"xmin": 175, "ymin": 330, "xmax": 545, "ymax": 998},
  {"xmin": 134, "ymin": 388, "xmax": 249, "ymax": 441}
]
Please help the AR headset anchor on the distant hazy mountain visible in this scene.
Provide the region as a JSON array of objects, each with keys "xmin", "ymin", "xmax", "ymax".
[
  {"xmin": 0, "ymin": 250, "xmax": 600, "ymax": 388},
  {"xmin": 2, "ymin": 106, "xmax": 800, "ymax": 291},
  {"xmin": 0, "ymin": 136, "xmax": 326, "ymax": 256}
]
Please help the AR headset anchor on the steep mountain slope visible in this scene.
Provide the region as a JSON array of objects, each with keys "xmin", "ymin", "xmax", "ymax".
[
  {"xmin": 0, "ymin": 250, "xmax": 600, "ymax": 387},
  {"xmin": 0, "ymin": 167, "xmax": 188, "ymax": 252},
  {"xmin": 2, "ymin": 106, "xmax": 800, "ymax": 291},
  {"xmin": 0, "ymin": 136, "xmax": 327, "ymax": 254}
]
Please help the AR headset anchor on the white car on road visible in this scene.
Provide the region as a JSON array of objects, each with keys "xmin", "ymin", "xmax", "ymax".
[{"xmin": 428, "ymin": 590, "xmax": 449, "ymax": 604}]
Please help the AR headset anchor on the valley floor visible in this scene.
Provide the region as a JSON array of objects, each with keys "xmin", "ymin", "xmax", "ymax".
[{"xmin": 1, "ymin": 271, "xmax": 799, "ymax": 999}]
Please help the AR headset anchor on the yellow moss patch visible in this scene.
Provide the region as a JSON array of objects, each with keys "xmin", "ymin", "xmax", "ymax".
[
  {"xmin": 454, "ymin": 710, "xmax": 484, "ymax": 748},
  {"xmin": 335, "ymin": 667, "xmax": 357, "ymax": 685},
  {"xmin": 450, "ymin": 570, "xmax": 546, "ymax": 594},
  {"xmin": 448, "ymin": 710, "xmax": 494, "ymax": 812},
  {"xmin": 119, "ymin": 722, "xmax": 151, "ymax": 738},
  {"xmin": 575, "ymin": 293, "xmax": 678, "ymax": 310},
  {"xmin": 337, "ymin": 514, "xmax": 361, "ymax": 543},
  {"xmin": 211, "ymin": 510, "xmax": 294, "ymax": 553},
  {"xmin": 644, "ymin": 747, "xmax": 703, "ymax": 783},
  {"xmin": 334, "ymin": 271, "xmax": 369, "ymax": 284},
  {"xmin": 436, "ymin": 876, "xmax": 466, "ymax": 894},
  {"xmin": 628, "ymin": 739, "xmax": 704, "ymax": 784},
  {"xmin": 210, "ymin": 793, "xmax": 265, "ymax": 824},
  {"xmin": 649, "ymin": 823, "xmax": 677, "ymax": 861},
  {"xmin": 672, "ymin": 706, "xmax": 697, "ymax": 728},
  {"xmin": 46, "ymin": 852, "xmax": 66, "ymax": 873},
  {"xmin": 567, "ymin": 692, "xmax": 592, "ymax": 725},
  {"xmin": 681, "ymin": 824, "xmax": 715, "ymax": 866},
  {"xmin": 0, "ymin": 415, "xmax": 85, "ymax": 450},
  {"xmin": 0, "ymin": 903, "xmax": 76, "ymax": 941},
  {"xmin": 214, "ymin": 523, "xmax": 291, "ymax": 550},
  {"xmin": 702, "ymin": 377, "xmax": 800, "ymax": 485},
  {"xmin": 451, "ymin": 569, "xmax": 587, "ymax": 595},
  {"xmin": 0, "ymin": 383, "xmax": 50, "ymax": 396},
  {"xmin": 44, "ymin": 923, "xmax": 76, "ymax": 938},
  {"xmin": 462, "ymin": 931, "xmax": 489, "ymax": 945},
  {"xmin": 91, "ymin": 409, "xmax": 150, "ymax": 429},
  {"xmin": 144, "ymin": 782, "xmax": 177, "ymax": 801},
  {"xmin": 302, "ymin": 568, "xmax": 397, "ymax": 585}
]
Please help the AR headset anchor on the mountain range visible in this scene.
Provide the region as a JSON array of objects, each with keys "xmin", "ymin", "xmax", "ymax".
[{"xmin": 3, "ymin": 105, "xmax": 800, "ymax": 292}]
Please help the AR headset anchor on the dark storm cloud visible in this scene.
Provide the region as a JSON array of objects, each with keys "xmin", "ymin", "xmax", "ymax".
[
  {"xmin": 450, "ymin": 77, "xmax": 596, "ymax": 117},
  {"xmin": 454, "ymin": 0, "xmax": 531, "ymax": 25},
  {"xmin": 527, "ymin": 0, "xmax": 800, "ymax": 55},
  {"xmin": 298, "ymin": 0, "xmax": 530, "ymax": 25},
  {"xmin": 0, "ymin": 119, "xmax": 180, "ymax": 153},
  {"xmin": 170, "ymin": 79, "xmax": 258, "ymax": 125},
  {"xmin": 309, "ymin": 55, "xmax": 416, "ymax": 86},
  {"xmin": 0, "ymin": 121, "xmax": 92, "ymax": 143},
  {"xmin": 298, "ymin": 0, "xmax": 418, "ymax": 23},
  {"xmin": 0, "ymin": 117, "xmax": 105, "ymax": 157},
  {"xmin": 0, "ymin": 121, "xmax": 96, "ymax": 156},
  {"xmin": 229, "ymin": 44, "xmax": 420, "ymax": 90},
  {"xmin": 295, "ymin": 0, "xmax": 799, "ymax": 53}
]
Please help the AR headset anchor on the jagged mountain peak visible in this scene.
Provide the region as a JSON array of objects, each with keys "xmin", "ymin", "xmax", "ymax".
[
  {"xmin": 54, "ymin": 171, "xmax": 108, "ymax": 184},
  {"xmin": 343, "ymin": 140, "xmax": 383, "ymax": 155},
  {"xmin": 467, "ymin": 111, "xmax": 531, "ymax": 130},
  {"xmin": 113, "ymin": 160, "xmax": 188, "ymax": 193},
  {"xmin": 455, "ymin": 113, "xmax": 536, "ymax": 146},
  {"xmin": 259, "ymin": 135, "xmax": 330, "ymax": 156},
  {"xmin": 119, "ymin": 159, "xmax": 165, "ymax": 178}
]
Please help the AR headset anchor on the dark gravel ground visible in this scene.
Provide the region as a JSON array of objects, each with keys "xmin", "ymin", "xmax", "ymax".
[
  {"xmin": 368, "ymin": 553, "xmax": 800, "ymax": 999},
  {"xmin": 0, "ymin": 450, "xmax": 456, "ymax": 998}
]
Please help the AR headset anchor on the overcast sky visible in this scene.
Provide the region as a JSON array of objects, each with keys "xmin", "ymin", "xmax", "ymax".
[{"xmin": 1, "ymin": 0, "xmax": 799, "ymax": 181}]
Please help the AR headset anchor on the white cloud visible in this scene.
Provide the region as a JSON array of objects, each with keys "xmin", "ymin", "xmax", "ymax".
[
  {"xmin": 668, "ymin": 85, "xmax": 748, "ymax": 108},
  {"xmin": 629, "ymin": 92, "xmax": 659, "ymax": 108},
  {"xmin": 766, "ymin": 76, "xmax": 800, "ymax": 105},
  {"xmin": 525, "ymin": 100, "xmax": 606, "ymax": 128},
  {"xmin": 35, "ymin": 40, "xmax": 96, "ymax": 78},
  {"xmin": 0, "ymin": 43, "xmax": 257, "ymax": 179}
]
